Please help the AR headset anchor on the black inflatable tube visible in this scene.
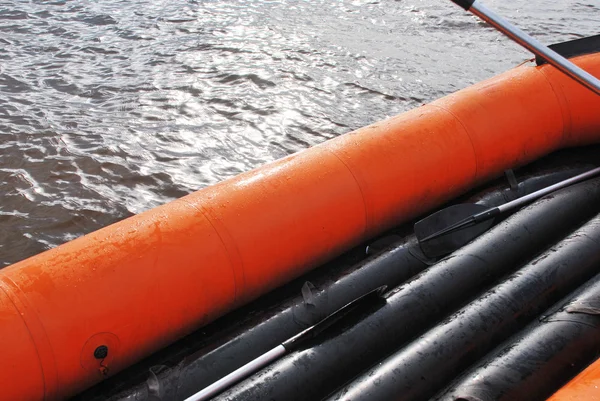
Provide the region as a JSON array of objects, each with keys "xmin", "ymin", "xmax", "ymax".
[
  {"xmin": 215, "ymin": 178, "xmax": 600, "ymax": 401},
  {"xmin": 328, "ymin": 211, "xmax": 600, "ymax": 401},
  {"xmin": 86, "ymin": 167, "xmax": 589, "ymax": 401},
  {"xmin": 99, "ymin": 239, "xmax": 429, "ymax": 401},
  {"xmin": 436, "ymin": 272, "xmax": 600, "ymax": 401},
  {"xmin": 176, "ymin": 240, "xmax": 428, "ymax": 399}
]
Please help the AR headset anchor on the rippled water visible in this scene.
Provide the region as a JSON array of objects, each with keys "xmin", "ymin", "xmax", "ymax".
[{"xmin": 0, "ymin": 0, "xmax": 597, "ymax": 266}]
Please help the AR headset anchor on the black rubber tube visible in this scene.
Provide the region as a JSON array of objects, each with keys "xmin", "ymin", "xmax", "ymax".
[
  {"xmin": 94, "ymin": 239, "xmax": 429, "ymax": 401},
  {"xmin": 328, "ymin": 211, "xmax": 600, "ymax": 401},
  {"xmin": 88, "ymin": 168, "xmax": 587, "ymax": 401},
  {"xmin": 75, "ymin": 167, "xmax": 595, "ymax": 401},
  {"xmin": 436, "ymin": 272, "xmax": 600, "ymax": 401},
  {"xmin": 214, "ymin": 178, "xmax": 600, "ymax": 401},
  {"xmin": 174, "ymin": 240, "xmax": 427, "ymax": 400}
]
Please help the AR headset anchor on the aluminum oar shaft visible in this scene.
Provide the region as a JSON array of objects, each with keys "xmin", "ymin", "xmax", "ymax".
[{"xmin": 452, "ymin": 0, "xmax": 600, "ymax": 95}]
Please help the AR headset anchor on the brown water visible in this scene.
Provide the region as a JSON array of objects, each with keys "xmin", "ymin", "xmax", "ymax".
[{"xmin": 0, "ymin": 0, "xmax": 598, "ymax": 266}]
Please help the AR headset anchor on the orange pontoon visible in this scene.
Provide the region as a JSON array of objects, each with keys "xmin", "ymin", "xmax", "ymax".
[{"xmin": 549, "ymin": 358, "xmax": 600, "ymax": 401}]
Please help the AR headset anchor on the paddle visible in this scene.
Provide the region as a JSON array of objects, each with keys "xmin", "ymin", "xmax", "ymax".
[
  {"xmin": 184, "ymin": 286, "xmax": 387, "ymax": 401},
  {"xmin": 450, "ymin": 0, "xmax": 600, "ymax": 95},
  {"xmin": 415, "ymin": 166, "xmax": 600, "ymax": 258}
]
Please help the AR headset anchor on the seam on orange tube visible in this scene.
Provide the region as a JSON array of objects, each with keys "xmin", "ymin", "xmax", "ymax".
[
  {"xmin": 0, "ymin": 275, "xmax": 58, "ymax": 400},
  {"xmin": 180, "ymin": 199, "xmax": 245, "ymax": 304},
  {"xmin": 537, "ymin": 66, "xmax": 572, "ymax": 145},
  {"xmin": 428, "ymin": 104, "xmax": 479, "ymax": 180},
  {"xmin": 321, "ymin": 146, "xmax": 370, "ymax": 236}
]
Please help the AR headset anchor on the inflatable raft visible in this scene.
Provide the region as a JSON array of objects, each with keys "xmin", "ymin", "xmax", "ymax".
[{"xmin": 1, "ymin": 38, "xmax": 599, "ymax": 401}]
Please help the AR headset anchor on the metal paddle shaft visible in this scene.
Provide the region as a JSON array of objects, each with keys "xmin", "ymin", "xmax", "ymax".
[
  {"xmin": 184, "ymin": 286, "xmax": 387, "ymax": 401},
  {"xmin": 450, "ymin": 0, "xmax": 600, "ymax": 96},
  {"xmin": 496, "ymin": 166, "xmax": 600, "ymax": 213},
  {"xmin": 184, "ymin": 345, "xmax": 286, "ymax": 401},
  {"xmin": 418, "ymin": 166, "xmax": 600, "ymax": 245}
]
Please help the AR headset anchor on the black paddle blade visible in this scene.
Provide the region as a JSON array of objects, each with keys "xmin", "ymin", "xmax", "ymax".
[
  {"xmin": 414, "ymin": 203, "xmax": 495, "ymax": 259},
  {"xmin": 283, "ymin": 285, "xmax": 387, "ymax": 351}
]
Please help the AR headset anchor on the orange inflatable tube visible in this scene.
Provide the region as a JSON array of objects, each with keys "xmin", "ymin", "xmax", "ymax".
[
  {"xmin": 1, "ymin": 54, "xmax": 599, "ymax": 400},
  {"xmin": 548, "ymin": 357, "xmax": 600, "ymax": 400}
]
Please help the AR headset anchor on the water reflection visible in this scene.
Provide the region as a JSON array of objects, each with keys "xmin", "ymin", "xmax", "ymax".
[{"xmin": 0, "ymin": 0, "xmax": 597, "ymax": 265}]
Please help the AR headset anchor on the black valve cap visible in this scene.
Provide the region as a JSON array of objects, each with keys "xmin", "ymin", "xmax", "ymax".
[{"xmin": 94, "ymin": 345, "xmax": 109, "ymax": 360}]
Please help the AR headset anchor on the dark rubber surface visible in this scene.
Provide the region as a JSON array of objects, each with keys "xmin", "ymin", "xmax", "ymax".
[{"xmin": 217, "ymin": 178, "xmax": 600, "ymax": 401}]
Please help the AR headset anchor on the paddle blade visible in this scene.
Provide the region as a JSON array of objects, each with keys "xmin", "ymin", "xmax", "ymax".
[{"xmin": 414, "ymin": 203, "xmax": 495, "ymax": 259}]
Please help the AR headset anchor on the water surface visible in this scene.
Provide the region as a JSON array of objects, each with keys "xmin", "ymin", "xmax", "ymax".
[{"xmin": 0, "ymin": 0, "xmax": 597, "ymax": 266}]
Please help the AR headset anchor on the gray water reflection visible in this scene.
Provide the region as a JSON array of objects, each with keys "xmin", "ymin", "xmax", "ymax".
[{"xmin": 0, "ymin": 0, "xmax": 597, "ymax": 266}]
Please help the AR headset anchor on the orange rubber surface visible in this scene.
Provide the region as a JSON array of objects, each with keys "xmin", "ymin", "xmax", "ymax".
[
  {"xmin": 548, "ymin": 358, "xmax": 600, "ymax": 400},
  {"xmin": 1, "ymin": 54, "xmax": 599, "ymax": 400}
]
